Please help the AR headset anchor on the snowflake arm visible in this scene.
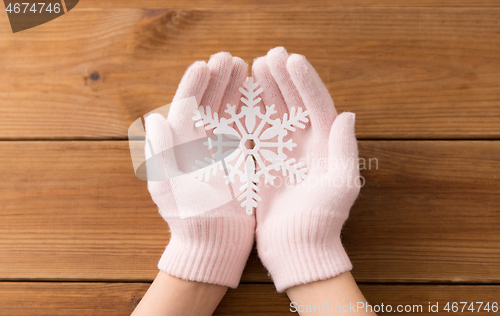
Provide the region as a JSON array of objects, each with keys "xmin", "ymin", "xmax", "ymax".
[
  {"xmin": 282, "ymin": 107, "xmax": 309, "ymax": 132},
  {"xmin": 239, "ymin": 77, "xmax": 263, "ymax": 108},
  {"xmin": 237, "ymin": 156, "xmax": 260, "ymax": 215},
  {"xmin": 278, "ymin": 158, "xmax": 308, "ymax": 184},
  {"xmin": 191, "ymin": 157, "xmax": 224, "ymax": 182},
  {"xmin": 192, "ymin": 105, "xmax": 219, "ymax": 130}
]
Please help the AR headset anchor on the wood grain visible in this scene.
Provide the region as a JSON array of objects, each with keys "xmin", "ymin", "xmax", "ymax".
[
  {"xmin": 2, "ymin": 0, "xmax": 498, "ymax": 313},
  {"xmin": 0, "ymin": 282, "xmax": 499, "ymax": 315},
  {"xmin": 1, "ymin": 8, "xmax": 499, "ymax": 139},
  {"xmin": 0, "ymin": 141, "xmax": 167, "ymax": 281},
  {"xmin": 1, "ymin": 140, "xmax": 499, "ymax": 283},
  {"xmin": 79, "ymin": 1, "xmax": 500, "ymax": 9},
  {"xmin": 0, "ymin": 282, "xmax": 148, "ymax": 316},
  {"xmin": 344, "ymin": 140, "xmax": 500, "ymax": 283}
]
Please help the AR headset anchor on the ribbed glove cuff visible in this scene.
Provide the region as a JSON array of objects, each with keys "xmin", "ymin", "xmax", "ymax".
[
  {"xmin": 257, "ymin": 210, "xmax": 352, "ymax": 293},
  {"xmin": 158, "ymin": 211, "xmax": 255, "ymax": 288}
]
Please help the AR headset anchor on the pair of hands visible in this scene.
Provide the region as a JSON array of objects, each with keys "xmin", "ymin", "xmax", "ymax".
[{"xmin": 145, "ymin": 47, "xmax": 361, "ymax": 293}]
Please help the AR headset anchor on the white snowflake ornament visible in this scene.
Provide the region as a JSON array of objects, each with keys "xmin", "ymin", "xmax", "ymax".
[{"xmin": 192, "ymin": 77, "xmax": 309, "ymax": 215}]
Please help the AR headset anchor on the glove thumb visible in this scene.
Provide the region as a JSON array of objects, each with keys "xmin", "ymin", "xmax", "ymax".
[
  {"xmin": 328, "ymin": 112, "xmax": 359, "ymax": 173},
  {"xmin": 144, "ymin": 113, "xmax": 175, "ymax": 181}
]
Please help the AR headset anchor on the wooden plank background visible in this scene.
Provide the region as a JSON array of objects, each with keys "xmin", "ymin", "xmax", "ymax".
[
  {"xmin": 1, "ymin": 283, "xmax": 499, "ymax": 315},
  {"xmin": 1, "ymin": 7, "xmax": 500, "ymax": 139},
  {"xmin": 79, "ymin": 1, "xmax": 500, "ymax": 9},
  {"xmin": 1, "ymin": 141, "xmax": 500, "ymax": 282},
  {"xmin": 1, "ymin": 0, "xmax": 499, "ymax": 314}
]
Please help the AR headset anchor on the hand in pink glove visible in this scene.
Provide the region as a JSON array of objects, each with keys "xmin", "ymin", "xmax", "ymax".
[
  {"xmin": 145, "ymin": 52, "xmax": 254, "ymax": 288},
  {"xmin": 252, "ymin": 47, "xmax": 361, "ymax": 292}
]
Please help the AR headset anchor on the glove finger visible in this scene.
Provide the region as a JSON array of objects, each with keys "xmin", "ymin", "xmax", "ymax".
[
  {"xmin": 219, "ymin": 56, "xmax": 248, "ymax": 118},
  {"xmin": 200, "ymin": 52, "xmax": 234, "ymax": 113},
  {"xmin": 252, "ymin": 56, "xmax": 288, "ymax": 119},
  {"xmin": 145, "ymin": 113, "xmax": 176, "ymax": 181},
  {"xmin": 169, "ymin": 61, "xmax": 210, "ymax": 131},
  {"xmin": 287, "ymin": 53, "xmax": 337, "ymax": 137},
  {"xmin": 266, "ymin": 47, "xmax": 305, "ymax": 113},
  {"xmin": 173, "ymin": 60, "xmax": 210, "ymax": 103},
  {"xmin": 328, "ymin": 112, "xmax": 359, "ymax": 174},
  {"xmin": 224, "ymin": 59, "xmax": 248, "ymax": 189},
  {"xmin": 146, "ymin": 113, "xmax": 205, "ymax": 182},
  {"xmin": 144, "ymin": 114, "xmax": 179, "ymax": 217}
]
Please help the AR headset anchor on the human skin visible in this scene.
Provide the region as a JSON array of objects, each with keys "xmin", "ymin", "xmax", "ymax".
[
  {"xmin": 287, "ymin": 272, "xmax": 377, "ymax": 315},
  {"xmin": 131, "ymin": 271, "xmax": 228, "ymax": 316},
  {"xmin": 131, "ymin": 271, "xmax": 376, "ymax": 316}
]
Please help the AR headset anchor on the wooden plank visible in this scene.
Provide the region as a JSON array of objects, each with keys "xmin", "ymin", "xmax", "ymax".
[
  {"xmin": 343, "ymin": 140, "xmax": 500, "ymax": 283},
  {"xmin": 79, "ymin": 1, "xmax": 500, "ymax": 9},
  {"xmin": 1, "ymin": 8, "xmax": 500, "ymax": 139},
  {"xmin": 0, "ymin": 282, "xmax": 499, "ymax": 315},
  {"xmin": 0, "ymin": 282, "xmax": 149, "ymax": 316},
  {"xmin": 355, "ymin": 285, "xmax": 500, "ymax": 315},
  {"xmin": 0, "ymin": 141, "xmax": 167, "ymax": 281},
  {"xmin": 1, "ymin": 140, "xmax": 499, "ymax": 283}
]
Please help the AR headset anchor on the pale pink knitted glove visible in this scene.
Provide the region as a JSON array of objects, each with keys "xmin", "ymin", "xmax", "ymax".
[
  {"xmin": 252, "ymin": 47, "xmax": 361, "ymax": 292},
  {"xmin": 145, "ymin": 52, "xmax": 255, "ymax": 288}
]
